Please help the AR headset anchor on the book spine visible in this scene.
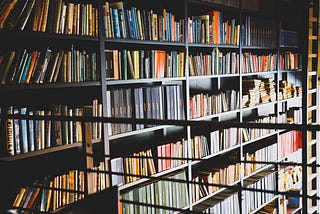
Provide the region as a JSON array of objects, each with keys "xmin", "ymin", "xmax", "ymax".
[
  {"xmin": 27, "ymin": 110, "xmax": 35, "ymax": 152},
  {"xmin": 112, "ymin": 8, "xmax": 121, "ymax": 38},
  {"xmin": 13, "ymin": 108, "xmax": 21, "ymax": 155},
  {"xmin": 5, "ymin": 106, "xmax": 14, "ymax": 155},
  {"xmin": 20, "ymin": 107, "xmax": 28, "ymax": 153}
]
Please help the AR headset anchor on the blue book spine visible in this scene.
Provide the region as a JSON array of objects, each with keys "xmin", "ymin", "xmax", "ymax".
[
  {"xmin": 132, "ymin": 7, "xmax": 140, "ymax": 40},
  {"xmin": 20, "ymin": 53, "xmax": 33, "ymax": 83},
  {"xmin": 17, "ymin": 53, "xmax": 29, "ymax": 84},
  {"xmin": 28, "ymin": 111, "xmax": 35, "ymax": 152},
  {"xmin": 126, "ymin": 10, "xmax": 134, "ymax": 39},
  {"xmin": 19, "ymin": 107, "xmax": 28, "ymax": 153},
  {"xmin": 112, "ymin": 8, "xmax": 121, "ymax": 38}
]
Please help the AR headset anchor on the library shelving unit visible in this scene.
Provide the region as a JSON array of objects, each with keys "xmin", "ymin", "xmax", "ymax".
[{"xmin": 0, "ymin": 0, "xmax": 318, "ymax": 214}]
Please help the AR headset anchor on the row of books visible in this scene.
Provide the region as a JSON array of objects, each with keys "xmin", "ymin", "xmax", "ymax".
[
  {"xmin": 106, "ymin": 85, "xmax": 185, "ymax": 135},
  {"xmin": 111, "ymin": 135, "xmax": 209, "ymax": 185},
  {"xmin": 117, "ymin": 149, "xmax": 156, "ymax": 184},
  {"xmin": 3, "ymin": 99, "xmax": 101, "ymax": 156},
  {"xmin": 157, "ymin": 139, "xmax": 188, "ymax": 172},
  {"xmin": 242, "ymin": 78, "xmax": 276, "ymax": 107},
  {"xmin": 279, "ymin": 80, "xmax": 302, "ymax": 100},
  {"xmin": 189, "ymin": 90, "xmax": 240, "ymax": 118},
  {"xmin": 105, "ymin": 49, "xmax": 184, "ymax": 80},
  {"xmin": 242, "ymin": 16, "xmax": 277, "ymax": 47},
  {"xmin": 242, "ymin": 107, "xmax": 302, "ymax": 142},
  {"xmin": 279, "ymin": 52, "xmax": 301, "ymax": 71},
  {"xmin": 242, "ymin": 172, "xmax": 276, "ymax": 213},
  {"xmin": 0, "ymin": 46, "xmax": 98, "ymax": 85},
  {"xmin": 106, "ymin": 49, "xmax": 301, "ymax": 80},
  {"xmin": 0, "ymin": 0, "xmax": 98, "ymax": 36},
  {"xmin": 244, "ymin": 143, "xmax": 278, "ymax": 176},
  {"xmin": 110, "ymin": 129, "xmax": 241, "ymax": 187},
  {"xmin": 189, "ymin": 49, "xmax": 239, "ymax": 76},
  {"xmin": 284, "ymin": 107, "xmax": 302, "ymax": 125},
  {"xmin": 188, "ymin": 11, "xmax": 240, "ymax": 45},
  {"xmin": 278, "ymin": 164, "xmax": 302, "ymax": 192},
  {"xmin": 213, "ymin": 127, "xmax": 239, "ymax": 152},
  {"xmin": 205, "ymin": 193, "xmax": 240, "ymax": 214},
  {"xmin": 120, "ymin": 172, "xmax": 188, "ymax": 214},
  {"xmin": 12, "ymin": 162, "xmax": 107, "ymax": 212},
  {"xmin": 242, "ymin": 52, "xmax": 277, "ymax": 74},
  {"xmin": 279, "ymin": 131, "xmax": 302, "ymax": 159},
  {"xmin": 242, "ymin": 114, "xmax": 277, "ymax": 142},
  {"xmin": 193, "ymin": 163, "xmax": 241, "ymax": 202},
  {"xmin": 104, "ymin": 2, "xmax": 184, "ymax": 42}
]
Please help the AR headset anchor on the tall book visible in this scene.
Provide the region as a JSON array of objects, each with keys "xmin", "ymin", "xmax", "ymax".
[
  {"xmin": 52, "ymin": 105, "xmax": 62, "ymax": 146},
  {"xmin": 27, "ymin": 110, "xmax": 35, "ymax": 152},
  {"xmin": 15, "ymin": 0, "xmax": 36, "ymax": 30},
  {"xmin": 13, "ymin": 108, "xmax": 21, "ymax": 155},
  {"xmin": 45, "ymin": 110, "xmax": 52, "ymax": 148},
  {"xmin": 3, "ymin": 107, "xmax": 12, "ymax": 155},
  {"xmin": 3, "ymin": 0, "xmax": 29, "ymax": 29},
  {"xmin": 19, "ymin": 107, "xmax": 28, "ymax": 153},
  {"xmin": 0, "ymin": 51, "xmax": 16, "ymax": 85},
  {"xmin": 61, "ymin": 105, "xmax": 69, "ymax": 145},
  {"xmin": 0, "ymin": 0, "xmax": 19, "ymax": 28},
  {"xmin": 33, "ymin": 110, "xmax": 41, "ymax": 151},
  {"xmin": 30, "ymin": 47, "xmax": 52, "ymax": 84}
]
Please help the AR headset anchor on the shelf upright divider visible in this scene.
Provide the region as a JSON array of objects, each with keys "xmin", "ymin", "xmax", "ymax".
[
  {"xmin": 97, "ymin": 0, "xmax": 111, "ymax": 189},
  {"xmin": 184, "ymin": 0, "xmax": 193, "ymax": 212}
]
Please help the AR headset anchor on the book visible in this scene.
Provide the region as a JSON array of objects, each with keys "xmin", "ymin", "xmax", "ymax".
[
  {"xmin": 24, "ymin": 50, "xmax": 40, "ymax": 84},
  {"xmin": 110, "ymin": 6, "xmax": 121, "ymax": 39},
  {"xmin": 51, "ymin": 50, "xmax": 64, "ymax": 82},
  {"xmin": 15, "ymin": 0, "xmax": 36, "ymax": 30},
  {"xmin": 8, "ymin": 49, "xmax": 26, "ymax": 84},
  {"xmin": 33, "ymin": 110, "xmax": 41, "ymax": 151},
  {"xmin": 27, "ymin": 110, "xmax": 35, "ymax": 152},
  {"xmin": 0, "ymin": 51, "xmax": 16, "ymax": 85},
  {"xmin": 32, "ymin": 0, "xmax": 43, "ymax": 31},
  {"xmin": 126, "ymin": 50, "xmax": 135, "ymax": 79},
  {"xmin": 109, "ymin": 1, "xmax": 124, "ymax": 39},
  {"xmin": 52, "ymin": 105, "xmax": 62, "ymax": 146},
  {"xmin": 53, "ymin": 0, "xmax": 62, "ymax": 33},
  {"xmin": 19, "ymin": 107, "xmax": 28, "ymax": 153},
  {"xmin": 13, "ymin": 108, "xmax": 21, "ymax": 155},
  {"xmin": 45, "ymin": 0, "xmax": 57, "ymax": 33},
  {"xmin": 6, "ymin": 106, "xmax": 15, "ymax": 155},
  {"xmin": 18, "ymin": 51, "xmax": 33, "ymax": 83},
  {"xmin": 39, "ymin": 110, "xmax": 45, "ymax": 149},
  {"xmin": 0, "ymin": 0, "xmax": 19, "ymax": 28},
  {"xmin": 12, "ymin": 187, "xmax": 27, "ymax": 208},
  {"xmin": 40, "ymin": 0, "xmax": 50, "ymax": 32},
  {"xmin": 45, "ymin": 110, "xmax": 52, "ymax": 148},
  {"xmin": 61, "ymin": 105, "xmax": 69, "ymax": 145},
  {"xmin": 31, "ymin": 47, "xmax": 52, "ymax": 84},
  {"xmin": 3, "ymin": 0, "xmax": 29, "ymax": 29},
  {"xmin": 111, "ymin": 157, "xmax": 124, "ymax": 186}
]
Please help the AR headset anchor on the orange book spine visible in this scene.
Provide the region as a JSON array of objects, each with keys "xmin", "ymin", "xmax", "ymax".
[
  {"xmin": 0, "ymin": 0, "xmax": 18, "ymax": 28},
  {"xmin": 24, "ymin": 51, "xmax": 39, "ymax": 84}
]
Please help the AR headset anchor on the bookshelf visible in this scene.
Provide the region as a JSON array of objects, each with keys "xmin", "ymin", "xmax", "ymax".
[{"xmin": 0, "ymin": 0, "xmax": 317, "ymax": 213}]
